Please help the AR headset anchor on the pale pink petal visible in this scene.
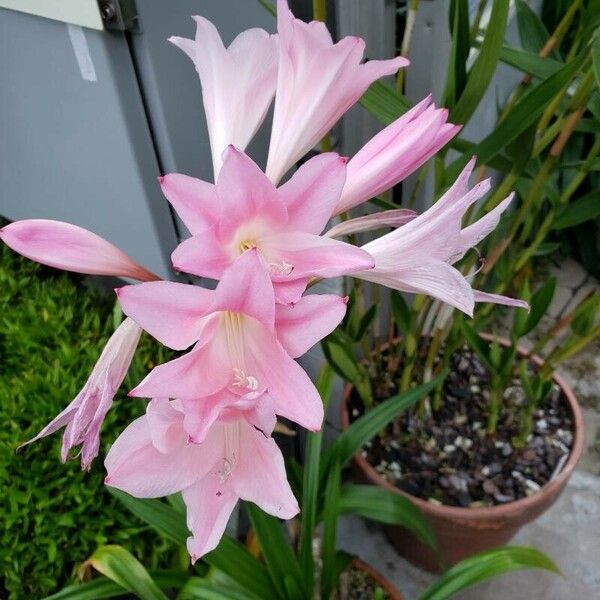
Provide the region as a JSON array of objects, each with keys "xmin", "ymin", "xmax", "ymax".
[
  {"xmin": 244, "ymin": 319, "xmax": 324, "ymax": 430},
  {"xmin": 183, "ymin": 474, "xmax": 238, "ymax": 562},
  {"xmin": 104, "ymin": 412, "xmax": 223, "ymax": 497},
  {"xmin": 146, "ymin": 398, "xmax": 187, "ymax": 454},
  {"xmin": 324, "ymin": 209, "xmax": 417, "ymax": 238},
  {"xmin": 231, "ymin": 420, "xmax": 299, "ymax": 519},
  {"xmin": 356, "ymin": 262, "xmax": 475, "ymax": 317},
  {"xmin": 458, "ymin": 194, "xmax": 514, "ymax": 258},
  {"xmin": 20, "ymin": 318, "xmax": 141, "ymax": 469},
  {"xmin": 130, "ymin": 333, "xmax": 230, "ymax": 401},
  {"xmin": 170, "ymin": 19, "xmax": 278, "ymax": 178},
  {"xmin": 275, "ymin": 294, "xmax": 348, "ymax": 358},
  {"xmin": 266, "ymin": 0, "xmax": 407, "ymax": 184},
  {"xmin": 336, "ymin": 99, "xmax": 460, "ymax": 213},
  {"xmin": 216, "ymin": 147, "xmax": 288, "ymax": 240},
  {"xmin": 159, "ymin": 174, "xmax": 219, "ymax": 235},
  {"xmin": 473, "ymin": 290, "xmax": 530, "ymax": 311},
  {"xmin": 212, "ymin": 249, "xmax": 275, "ymax": 331},
  {"xmin": 279, "ymin": 153, "xmax": 347, "ymax": 234},
  {"xmin": 244, "ymin": 392, "xmax": 277, "ymax": 437},
  {"xmin": 171, "ymin": 228, "xmax": 231, "ymax": 280},
  {"xmin": 0, "ymin": 220, "xmax": 157, "ymax": 281},
  {"xmin": 182, "ymin": 391, "xmax": 241, "ymax": 444},
  {"xmin": 261, "ymin": 231, "xmax": 375, "ymax": 280},
  {"xmin": 116, "ymin": 281, "xmax": 214, "ymax": 350},
  {"xmin": 273, "ymin": 278, "xmax": 309, "ymax": 305}
]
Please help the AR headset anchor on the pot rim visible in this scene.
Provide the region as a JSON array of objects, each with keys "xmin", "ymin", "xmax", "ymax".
[
  {"xmin": 340, "ymin": 336, "xmax": 584, "ymax": 520},
  {"xmin": 351, "ymin": 557, "xmax": 404, "ymax": 600}
]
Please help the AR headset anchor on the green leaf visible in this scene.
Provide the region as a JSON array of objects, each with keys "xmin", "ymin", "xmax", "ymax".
[
  {"xmin": 338, "ymin": 485, "xmax": 437, "ymax": 550},
  {"xmin": 108, "ymin": 489, "xmax": 188, "ymax": 546},
  {"xmin": 320, "ymin": 457, "xmax": 342, "ymax": 598},
  {"xmin": 45, "ymin": 572, "xmax": 188, "ymax": 600},
  {"xmin": 450, "ymin": 0, "xmax": 510, "ymax": 125},
  {"xmin": 417, "ymin": 546, "xmax": 560, "ymax": 600},
  {"xmin": 462, "ymin": 322, "xmax": 494, "ymax": 372},
  {"xmin": 204, "ymin": 537, "xmax": 277, "ymax": 600},
  {"xmin": 245, "ymin": 503, "xmax": 304, "ymax": 600},
  {"xmin": 446, "ymin": 52, "xmax": 584, "ymax": 181},
  {"xmin": 552, "ymin": 191, "xmax": 600, "ymax": 229},
  {"xmin": 255, "ymin": 0, "xmax": 276, "ymax": 17},
  {"xmin": 533, "ymin": 241, "xmax": 561, "ymax": 256},
  {"xmin": 359, "ymin": 81, "xmax": 411, "ymax": 125},
  {"xmin": 390, "ymin": 291, "xmax": 412, "ymax": 332},
  {"xmin": 85, "ymin": 545, "xmax": 167, "ymax": 600},
  {"xmin": 328, "ymin": 374, "xmax": 445, "ymax": 470},
  {"xmin": 498, "ymin": 45, "xmax": 562, "ymax": 79},
  {"xmin": 355, "ymin": 304, "xmax": 378, "ymax": 341},
  {"xmin": 515, "ymin": 0, "xmax": 559, "ymax": 58},
  {"xmin": 299, "ymin": 366, "xmax": 334, "ymax": 597},
  {"xmin": 521, "ymin": 278, "xmax": 556, "ymax": 336},
  {"xmin": 443, "ymin": 0, "xmax": 470, "ymax": 109},
  {"xmin": 177, "ymin": 576, "xmax": 263, "ymax": 600}
]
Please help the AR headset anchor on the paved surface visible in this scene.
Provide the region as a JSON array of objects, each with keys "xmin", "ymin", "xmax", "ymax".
[{"xmin": 337, "ymin": 259, "xmax": 600, "ymax": 599}]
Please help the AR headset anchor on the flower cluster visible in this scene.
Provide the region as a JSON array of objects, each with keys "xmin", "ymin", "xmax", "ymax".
[{"xmin": 1, "ymin": 0, "xmax": 527, "ymax": 560}]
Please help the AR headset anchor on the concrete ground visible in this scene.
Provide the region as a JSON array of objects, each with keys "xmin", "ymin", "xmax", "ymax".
[{"xmin": 337, "ymin": 259, "xmax": 600, "ymax": 599}]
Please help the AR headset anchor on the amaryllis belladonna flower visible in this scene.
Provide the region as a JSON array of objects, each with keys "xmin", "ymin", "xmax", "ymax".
[
  {"xmin": 351, "ymin": 159, "xmax": 529, "ymax": 316},
  {"xmin": 265, "ymin": 0, "xmax": 408, "ymax": 184},
  {"xmin": 105, "ymin": 396, "xmax": 298, "ymax": 560},
  {"xmin": 117, "ymin": 249, "xmax": 347, "ymax": 431},
  {"xmin": 0, "ymin": 219, "xmax": 157, "ymax": 467},
  {"xmin": 164, "ymin": 146, "xmax": 374, "ymax": 304},
  {"xmin": 170, "ymin": 17, "xmax": 278, "ymax": 179}
]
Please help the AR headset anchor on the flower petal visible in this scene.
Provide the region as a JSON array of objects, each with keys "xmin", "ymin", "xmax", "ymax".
[
  {"xmin": 279, "ymin": 153, "xmax": 347, "ymax": 234},
  {"xmin": 159, "ymin": 174, "xmax": 219, "ymax": 235},
  {"xmin": 231, "ymin": 420, "xmax": 299, "ymax": 519},
  {"xmin": 170, "ymin": 18, "xmax": 278, "ymax": 178},
  {"xmin": 146, "ymin": 398, "xmax": 187, "ymax": 454},
  {"xmin": 0, "ymin": 220, "xmax": 157, "ymax": 281},
  {"xmin": 183, "ymin": 474, "xmax": 238, "ymax": 562},
  {"xmin": 266, "ymin": 0, "xmax": 407, "ymax": 184},
  {"xmin": 324, "ymin": 209, "xmax": 417, "ymax": 238},
  {"xmin": 473, "ymin": 290, "xmax": 530, "ymax": 311},
  {"xmin": 275, "ymin": 294, "xmax": 348, "ymax": 358},
  {"xmin": 171, "ymin": 228, "xmax": 231, "ymax": 280},
  {"xmin": 261, "ymin": 231, "xmax": 375, "ymax": 280},
  {"xmin": 117, "ymin": 281, "xmax": 214, "ymax": 350},
  {"xmin": 244, "ymin": 319, "xmax": 324, "ymax": 430},
  {"xmin": 104, "ymin": 413, "xmax": 223, "ymax": 497}
]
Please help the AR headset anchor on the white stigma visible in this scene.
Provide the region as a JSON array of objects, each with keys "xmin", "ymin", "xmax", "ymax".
[{"xmin": 233, "ymin": 368, "xmax": 259, "ymax": 391}]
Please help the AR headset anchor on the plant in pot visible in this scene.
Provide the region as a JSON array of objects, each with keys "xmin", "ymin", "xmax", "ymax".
[
  {"xmin": 331, "ymin": 0, "xmax": 600, "ymax": 572},
  {"xmin": 46, "ymin": 367, "xmax": 559, "ymax": 600}
]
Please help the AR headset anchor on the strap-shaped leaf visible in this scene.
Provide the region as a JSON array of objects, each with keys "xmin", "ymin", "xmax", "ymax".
[
  {"xmin": 515, "ymin": 0, "xmax": 560, "ymax": 58},
  {"xmin": 245, "ymin": 503, "xmax": 305, "ymax": 600},
  {"xmin": 450, "ymin": 0, "xmax": 510, "ymax": 125},
  {"xmin": 499, "ymin": 45, "xmax": 562, "ymax": 79},
  {"xmin": 417, "ymin": 546, "xmax": 560, "ymax": 600},
  {"xmin": 338, "ymin": 485, "xmax": 437, "ymax": 551},
  {"xmin": 443, "ymin": 0, "xmax": 470, "ymax": 109},
  {"xmin": 84, "ymin": 545, "xmax": 167, "ymax": 600},
  {"xmin": 45, "ymin": 572, "xmax": 188, "ymax": 600},
  {"xmin": 552, "ymin": 190, "xmax": 600, "ymax": 229},
  {"xmin": 359, "ymin": 81, "xmax": 411, "ymax": 125},
  {"xmin": 109, "ymin": 489, "xmax": 188, "ymax": 546},
  {"xmin": 327, "ymin": 374, "xmax": 445, "ymax": 470},
  {"xmin": 445, "ymin": 53, "xmax": 584, "ymax": 181},
  {"xmin": 177, "ymin": 576, "xmax": 263, "ymax": 600}
]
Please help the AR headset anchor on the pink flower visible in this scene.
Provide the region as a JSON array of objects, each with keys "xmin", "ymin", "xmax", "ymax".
[
  {"xmin": 334, "ymin": 96, "xmax": 461, "ymax": 215},
  {"xmin": 169, "ymin": 17, "xmax": 278, "ymax": 178},
  {"xmin": 0, "ymin": 219, "xmax": 158, "ymax": 282},
  {"xmin": 117, "ymin": 249, "xmax": 347, "ymax": 431},
  {"xmin": 265, "ymin": 0, "xmax": 408, "ymax": 184},
  {"xmin": 20, "ymin": 318, "xmax": 142, "ymax": 469},
  {"xmin": 163, "ymin": 146, "xmax": 374, "ymax": 304},
  {"xmin": 105, "ymin": 396, "xmax": 298, "ymax": 561},
  {"xmin": 352, "ymin": 159, "xmax": 529, "ymax": 316}
]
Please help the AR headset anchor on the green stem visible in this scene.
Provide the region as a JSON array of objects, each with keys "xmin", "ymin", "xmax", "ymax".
[
  {"xmin": 312, "ymin": 0, "xmax": 326, "ymax": 22},
  {"xmin": 397, "ymin": 0, "xmax": 420, "ymax": 93},
  {"xmin": 487, "ymin": 383, "xmax": 502, "ymax": 435}
]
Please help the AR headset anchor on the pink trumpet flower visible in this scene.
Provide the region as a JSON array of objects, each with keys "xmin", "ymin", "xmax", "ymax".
[
  {"xmin": 265, "ymin": 0, "xmax": 409, "ymax": 184},
  {"xmin": 117, "ymin": 249, "xmax": 347, "ymax": 431},
  {"xmin": 20, "ymin": 318, "xmax": 142, "ymax": 469},
  {"xmin": 169, "ymin": 18, "xmax": 278, "ymax": 179},
  {"xmin": 164, "ymin": 146, "xmax": 374, "ymax": 304},
  {"xmin": 105, "ymin": 396, "xmax": 298, "ymax": 561},
  {"xmin": 0, "ymin": 219, "xmax": 159, "ymax": 282},
  {"xmin": 334, "ymin": 96, "xmax": 461, "ymax": 215},
  {"xmin": 352, "ymin": 159, "xmax": 529, "ymax": 316}
]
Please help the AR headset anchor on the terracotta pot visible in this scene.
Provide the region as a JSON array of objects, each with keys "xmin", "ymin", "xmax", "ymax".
[
  {"xmin": 351, "ymin": 558, "xmax": 404, "ymax": 599},
  {"xmin": 340, "ymin": 343, "xmax": 584, "ymax": 572}
]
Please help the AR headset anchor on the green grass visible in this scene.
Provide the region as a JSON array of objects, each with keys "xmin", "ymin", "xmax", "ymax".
[{"xmin": 0, "ymin": 239, "xmax": 177, "ymax": 598}]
